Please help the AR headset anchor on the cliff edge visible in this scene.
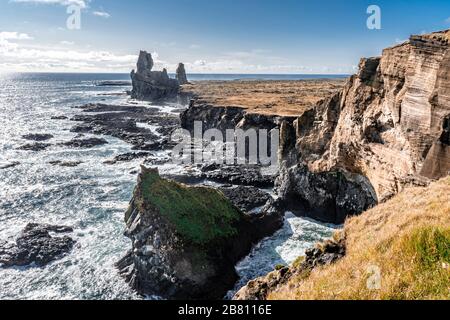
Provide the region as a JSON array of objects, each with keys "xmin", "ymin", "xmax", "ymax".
[{"xmin": 235, "ymin": 176, "xmax": 449, "ymax": 300}]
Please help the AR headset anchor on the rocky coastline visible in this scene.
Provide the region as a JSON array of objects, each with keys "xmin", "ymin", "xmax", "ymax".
[
  {"xmin": 5, "ymin": 29, "xmax": 448, "ymax": 300},
  {"xmin": 119, "ymin": 30, "xmax": 449, "ymax": 299}
]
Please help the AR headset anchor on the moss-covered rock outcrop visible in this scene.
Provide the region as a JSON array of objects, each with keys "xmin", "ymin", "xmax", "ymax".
[{"xmin": 118, "ymin": 166, "xmax": 283, "ymax": 299}]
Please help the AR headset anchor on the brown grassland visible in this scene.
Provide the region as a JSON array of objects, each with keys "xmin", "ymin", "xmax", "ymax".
[
  {"xmin": 269, "ymin": 177, "xmax": 450, "ymax": 300},
  {"xmin": 181, "ymin": 79, "xmax": 346, "ymax": 116}
]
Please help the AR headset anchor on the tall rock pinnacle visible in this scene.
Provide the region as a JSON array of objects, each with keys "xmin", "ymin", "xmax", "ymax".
[{"xmin": 176, "ymin": 63, "xmax": 188, "ymax": 85}]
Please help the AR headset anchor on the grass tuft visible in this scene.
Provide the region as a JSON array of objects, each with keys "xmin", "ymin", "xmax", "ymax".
[{"xmin": 139, "ymin": 169, "xmax": 242, "ymax": 246}]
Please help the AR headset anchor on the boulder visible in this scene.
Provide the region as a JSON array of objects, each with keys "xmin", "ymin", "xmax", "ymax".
[
  {"xmin": 22, "ymin": 134, "xmax": 54, "ymax": 142},
  {"xmin": 0, "ymin": 223, "xmax": 75, "ymax": 267},
  {"xmin": 17, "ymin": 143, "xmax": 51, "ymax": 151},
  {"xmin": 219, "ymin": 186, "xmax": 272, "ymax": 212},
  {"xmin": 62, "ymin": 137, "xmax": 108, "ymax": 148}
]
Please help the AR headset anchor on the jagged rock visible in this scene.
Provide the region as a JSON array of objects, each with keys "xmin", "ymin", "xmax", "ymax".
[
  {"xmin": 17, "ymin": 142, "xmax": 51, "ymax": 151},
  {"xmin": 274, "ymin": 29, "xmax": 450, "ymax": 223},
  {"xmin": 96, "ymin": 80, "xmax": 131, "ymax": 87},
  {"xmin": 61, "ymin": 137, "xmax": 108, "ymax": 148},
  {"xmin": 49, "ymin": 160, "xmax": 83, "ymax": 167},
  {"xmin": 276, "ymin": 164, "xmax": 377, "ymax": 224},
  {"xmin": 69, "ymin": 103, "xmax": 179, "ymax": 151},
  {"xmin": 0, "ymin": 223, "xmax": 75, "ymax": 268},
  {"xmin": 51, "ymin": 115, "xmax": 68, "ymax": 120},
  {"xmin": 219, "ymin": 186, "xmax": 272, "ymax": 212},
  {"xmin": 200, "ymin": 164, "xmax": 276, "ymax": 188},
  {"xmin": 22, "ymin": 134, "xmax": 54, "ymax": 142},
  {"xmin": 130, "ymin": 51, "xmax": 180, "ymax": 101},
  {"xmin": 176, "ymin": 63, "xmax": 188, "ymax": 85},
  {"xmin": 233, "ymin": 236, "xmax": 346, "ymax": 300},
  {"xmin": 136, "ymin": 50, "xmax": 154, "ymax": 75},
  {"xmin": 0, "ymin": 161, "xmax": 20, "ymax": 169},
  {"xmin": 117, "ymin": 166, "xmax": 283, "ymax": 300},
  {"xmin": 104, "ymin": 152, "xmax": 150, "ymax": 165}
]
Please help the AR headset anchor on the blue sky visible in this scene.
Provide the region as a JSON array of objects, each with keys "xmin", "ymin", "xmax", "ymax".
[{"xmin": 1, "ymin": 0, "xmax": 450, "ymax": 73}]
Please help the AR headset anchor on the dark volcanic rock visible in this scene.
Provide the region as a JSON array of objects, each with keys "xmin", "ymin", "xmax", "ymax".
[
  {"xmin": 62, "ymin": 137, "xmax": 108, "ymax": 148},
  {"xmin": 117, "ymin": 166, "xmax": 283, "ymax": 300},
  {"xmin": 96, "ymin": 80, "xmax": 131, "ymax": 87},
  {"xmin": 219, "ymin": 186, "xmax": 272, "ymax": 212},
  {"xmin": 69, "ymin": 103, "xmax": 178, "ymax": 150},
  {"xmin": 17, "ymin": 143, "xmax": 51, "ymax": 151},
  {"xmin": 233, "ymin": 236, "xmax": 346, "ymax": 300},
  {"xmin": 104, "ymin": 152, "xmax": 150, "ymax": 165},
  {"xmin": 181, "ymin": 104, "xmax": 246, "ymax": 134},
  {"xmin": 49, "ymin": 160, "xmax": 83, "ymax": 167},
  {"xmin": 276, "ymin": 164, "xmax": 377, "ymax": 225},
  {"xmin": 0, "ymin": 223, "xmax": 75, "ymax": 268},
  {"xmin": 0, "ymin": 161, "xmax": 20, "ymax": 169},
  {"xmin": 22, "ymin": 134, "xmax": 54, "ymax": 142},
  {"xmin": 200, "ymin": 164, "xmax": 275, "ymax": 188},
  {"xmin": 51, "ymin": 115, "xmax": 68, "ymax": 120},
  {"xmin": 176, "ymin": 63, "xmax": 188, "ymax": 85},
  {"xmin": 130, "ymin": 51, "xmax": 180, "ymax": 101}
]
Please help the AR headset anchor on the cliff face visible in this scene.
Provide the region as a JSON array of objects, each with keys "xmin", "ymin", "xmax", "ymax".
[
  {"xmin": 117, "ymin": 166, "xmax": 283, "ymax": 299},
  {"xmin": 179, "ymin": 30, "xmax": 449, "ymax": 224},
  {"xmin": 280, "ymin": 30, "xmax": 450, "ymax": 209}
]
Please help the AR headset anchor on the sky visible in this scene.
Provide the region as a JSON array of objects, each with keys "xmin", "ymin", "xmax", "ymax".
[{"xmin": 0, "ymin": 0, "xmax": 450, "ymax": 74}]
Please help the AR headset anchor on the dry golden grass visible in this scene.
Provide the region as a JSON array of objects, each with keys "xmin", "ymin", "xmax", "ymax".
[
  {"xmin": 181, "ymin": 79, "xmax": 346, "ymax": 116},
  {"xmin": 269, "ymin": 177, "xmax": 450, "ymax": 300}
]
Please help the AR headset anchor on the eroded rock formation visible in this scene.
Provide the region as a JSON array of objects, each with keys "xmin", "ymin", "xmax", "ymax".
[
  {"xmin": 0, "ymin": 223, "xmax": 74, "ymax": 267},
  {"xmin": 130, "ymin": 51, "xmax": 180, "ymax": 101},
  {"xmin": 176, "ymin": 63, "xmax": 188, "ymax": 85},
  {"xmin": 117, "ymin": 166, "xmax": 283, "ymax": 299},
  {"xmin": 279, "ymin": 30, "xmax": 450, "ymax": 212}
]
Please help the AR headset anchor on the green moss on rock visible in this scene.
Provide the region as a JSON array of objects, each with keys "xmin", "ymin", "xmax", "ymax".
[{"xmin": 140, "ymin": 168, "xmax": 242, "ymax": 246}]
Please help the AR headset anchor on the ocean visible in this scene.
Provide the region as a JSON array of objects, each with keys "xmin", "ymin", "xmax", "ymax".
[{"xmin": 0, "ymin": 73, "xmax": 337, "ymax": 300}]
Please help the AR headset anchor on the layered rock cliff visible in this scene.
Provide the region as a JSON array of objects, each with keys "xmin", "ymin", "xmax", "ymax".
[
  {"xmin": 279, "ymin": 30, "xmax": 450, "ymax": 211},
  {"xmin": 235, "ymin": 31, "xmax": 450, "ymax": 299},
  {"xmin": 117, "ymin": 166, "xmax": 283, "ymax": 299},
  {"xmin": 180, "ymin": 30, "xmax": 450, "ymax": 224}
]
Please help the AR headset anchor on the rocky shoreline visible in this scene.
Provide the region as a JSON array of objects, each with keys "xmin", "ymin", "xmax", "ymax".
[
  {"xmin": 118, "ymin": 30, "xmax": 449, "ymax": 299},
  {"xmin": 4, "ymin": 29, "xmax": 448, "ymax": 300}
]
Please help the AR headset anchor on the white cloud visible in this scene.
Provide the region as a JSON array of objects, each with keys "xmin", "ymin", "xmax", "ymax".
[
  {"xmin": 0, "ymin": 31, "xmax": 138, "ymax": 72},
  {"xmin": 11, "ymin": 0, "xmax": 89, "ymax": 9},
  {"xmin": 93, "ymin": 11, "xmax": 110, "ymax": 18},
  {"xmin": 0, "ymin": 31, "xmax": 33, "ymax": 40},
  {"xmin": 60, "ymin": 40, "xmax": 75, "ymax": 45}
]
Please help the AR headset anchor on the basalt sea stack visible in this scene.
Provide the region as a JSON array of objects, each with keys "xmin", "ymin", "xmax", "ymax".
[
  {"xmin": 130, "ymin": 51, "xmax": 181, "ymax": 101},
  {"xmin": 117, "ymin": 166, "xmax": 283, "ymax": 299}
]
